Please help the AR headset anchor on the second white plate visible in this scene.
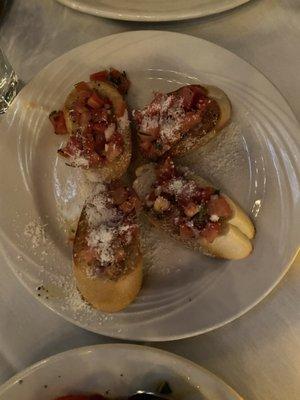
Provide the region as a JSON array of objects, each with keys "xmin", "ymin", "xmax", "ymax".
[
  {"xmin": 0, "ymin": 344, "xmax": 242, "ymax": 400},
  {"xmin": 56, "ymin": 0, "xmax": 251, "ymax": 21},
  {"xmin": 0, "ymin": 31, "xmax": 299, "ymax": 341}
]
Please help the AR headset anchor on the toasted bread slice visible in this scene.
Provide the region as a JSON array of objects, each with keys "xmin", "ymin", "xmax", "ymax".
[
  {"xmin": 62, "ymin": 80, "xmax": 131, "ymax": 182},
  {"xmin": 133, "ymin": 163, "xmax": 254, "ymax": 260},
  {"xmin": 73, "ymin": 207, "xmax": 142, "ymax": 313},
  {"xmin": 134, "ymin": 84, "xmax": 231, "ymax": 161},
  {"xmin": 73, "ymin": 183, "xmax": 142, "ymax": 312}
]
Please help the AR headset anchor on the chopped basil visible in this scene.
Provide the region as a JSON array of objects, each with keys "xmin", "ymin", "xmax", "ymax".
[
  {"xmin": 214, "ymin": 189, "xmax": 220, "ymax": 196},
  {"xmin": 157, "ymin": 381, "xmax": 172, "ymax": 394},
  {"xmin": 155, "ymin": 142, "xmax": 163, "ymax": 150}
]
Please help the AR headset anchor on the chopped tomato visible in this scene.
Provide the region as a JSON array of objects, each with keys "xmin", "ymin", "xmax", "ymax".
[
  {"xmin": 183, "ymin": 202, "xmax": 199, "ymax": 218},
  {"xmin": 200, "ymin": 222, "xmax": 221, "ymax": 243},
  {"xmin": 156, "ymin": 157, "xmax": 176, "ymax": 182},
  {"xmin": 94, "ymin": 133, "xmax": 106, "ymax": 154},
  {"xmin": 179, "ymin": 223, "xmax": 195, "ymax": 239},
  {"xmin": 87, "ymin": 92, "xmax": 105, "ymax": 109},
  {"xmin": 110, "ymin": 132, "xmax": 124, "ymax": 146},
  {"xmin": 109, "ymin": 186, "xmax": 129, "ymax": 205},
  {"xmin": 178, "ymin": 85, "xmax": 207, "ymax": 110},
  {"xmin": 75, "ymin": 81, "xmax": 91, "ymax": 92},
  {"xmin": 49, "ymin": 110, "xmax": 68, "ymax": 135},
  {"xmin": 90, "ymin": 70, "xmax": 109, "ymax": 82},
  {"xmin": 207, "ymin": 196, "xmax": 232, "ymax": 218},
  {"xmin": 193, "ymin": 187, "xmax": 215, "ymax": 203},
  {"xmin": 93, "ymin": 121, "xmax": 107, "ymax": 134}
]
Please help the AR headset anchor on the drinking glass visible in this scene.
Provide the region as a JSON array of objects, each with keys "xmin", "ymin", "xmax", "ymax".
[{"xmin": 0, "ymin": 48, "xmax": 18, "ymax": 113}]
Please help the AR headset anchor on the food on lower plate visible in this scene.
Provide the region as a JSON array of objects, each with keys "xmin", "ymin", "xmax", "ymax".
[
  {"xmin": 133, "ymin": 84, "xmax": 231, "ymax": 160},
  {"xmin": 133, "ymin": 157, "xmax": 255, "ymax": 260},
  {"xmin": 49, "ymin": 68, "xmax": 131, "ymax": 182},
  {"xmin": 73, "ymin": 181, "xmax": 142, "ymax": 312}
]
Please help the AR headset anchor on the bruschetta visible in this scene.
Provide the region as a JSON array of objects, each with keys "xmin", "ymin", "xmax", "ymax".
[
  {"xmin": 133, "ymin": 84, "xmax": 231, "ymax": 160},
  {"xmin": 133, "ymin": 157, "xmax": 255, "ymax": 260},
  {"xmin": 73, "ymin": 181, "xmax": 142, "ymax": 312},
  {"xmin": 49, "ymin": 68, "xmax": 131, "ymax": 182}
]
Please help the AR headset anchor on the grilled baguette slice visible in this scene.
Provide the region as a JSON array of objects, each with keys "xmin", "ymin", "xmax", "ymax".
[
  {"xmin": 135, "ymin": 84, "xmax": 231, "ymax": 160},
  {"xmin": 73, "ymin": 182, "xmax": 142, "ymax": 313},
  {"xmin": 133, "ymin": 163, "xmax": 254, "ymax": 260}
]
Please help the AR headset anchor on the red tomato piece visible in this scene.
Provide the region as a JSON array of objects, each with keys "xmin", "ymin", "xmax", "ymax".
[
  {"xmin": 109, "ymin": 186, "xmax": 129, "ymax": 205},
  {"xmin": 93, "ymin": 121, "xmax": 107, "ymax": 134},
  {"xmin": 75, "ymin": 81, "xmax": 91, "ymax": 92},
  {"xmin": 200, "ymin": 222, "xmax": 221, "ymax": 243},
  {"xmin": 90, "ymin": 70, "xmax": 109, "ymax": 81},
  {"xmin": 207, "ymin": 196, "xmax": 232, "ymax": 218},
  {"xmin": 156, "ymin": 157, "xmax": 176, "ymax": 182},
  {"xmin": 94, "ymin": 133, "xmax": 106, "ymax": 155},
  {"xmin": 87, "ymin": 92, "xmax": 105, "ymax": 109},
  {"xmin": 193, "ymin": 187, "xmax": 215, "ymax": 203},
  {"xmin": 49, "ymin": 110, "xmax": 68, "ymax": 135},
  {"xmin": 179, "ymin": 85, "xmax": 207, "ymax": 110}
]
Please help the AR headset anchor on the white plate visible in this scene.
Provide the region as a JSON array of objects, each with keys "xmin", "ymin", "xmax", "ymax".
[
  {"xmin": 0, "ymin": 344, "xmax": 242, "ymax": 399},
  {"xmin": 0, "ymin": 31, "xmax": 299, "ymax": 341},
  {"xmin": 56, "ymin": 0, "xmax": 251, "ymax": 21}
]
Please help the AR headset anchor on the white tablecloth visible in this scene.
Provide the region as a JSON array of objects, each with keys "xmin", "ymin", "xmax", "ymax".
[{"xmin": 0, "ymin": 1, "xmax": 299, "ymax": 399}]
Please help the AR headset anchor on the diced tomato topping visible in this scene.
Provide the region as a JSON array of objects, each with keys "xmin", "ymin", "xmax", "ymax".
[
  {"xmin": 156, "ymin": 157, "xmax": 176, "ymax": 182},
  {"xmin": 178, "ymin": 85, "xmax": 207, "ymax": 110},
  {"xmin": 193, "ymin": 187, "xmax": 215, "ymax": 203},
  {"xmin": 110, "ymin": 132, "xmax": 123, "ymax": 145},
  {"xmin": 207, "ymin": 196, "xmax": 232, "ymax": 218},
  {"xmin": 200, "ymin": 222, "xmax": 221, "ymax": 243},
  {"xmin": 75, "ymin": 81, "xmax": 91, "ymax": 92},
  {"xmin": 49, "ymin": 110, "xmax": 68, "ymax": 135},
  {"xmin": 93, "ymin": 121, "xmax": 107, "ymax": 134},
  {"xmin": 109, "ymin": 186, "xmax": 129, "ymax": 205},
  {"xmin": 148, "ymin": 191, "xmax": 157, "ymax": 202},
  {"xmin": 87, "ymin": 92, "xmax": 105, "ymax": 109},
  {"xmin": 179, "ymin": 223, "xmax": 195, "ymax": 239},
  {"xmin": 183, "ymin": 202, "xmax": 199, "ymax": 218},
  {"xmin": 90, "ymin": 70, "xmax": 109, "ymax": 82},
  {"xmin": 94, "ymin": 133, "xmax": 106, "ymax": 154}
]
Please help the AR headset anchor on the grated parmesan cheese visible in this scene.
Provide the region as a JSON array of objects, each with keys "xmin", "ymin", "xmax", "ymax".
[{"xmin": 24, "ymin": 221, "xmax": 46, "ymax": 248}]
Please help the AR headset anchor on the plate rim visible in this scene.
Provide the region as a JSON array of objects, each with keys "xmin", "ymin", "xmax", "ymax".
[
  {"xmin": 0, "ymin": 343, "xmax": 243, "ymax": 399},
  {"xmin": 55, "ymin": 0, "xmax": 251, "ymax": 22},
  {"xmin": 1, "ymin": 30, "xmax": 299, "ymax": 342}
]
